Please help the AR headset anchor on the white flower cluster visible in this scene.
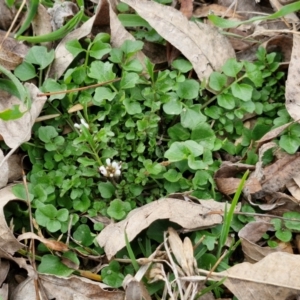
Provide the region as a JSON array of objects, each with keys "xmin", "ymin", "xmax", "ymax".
[
  {"xmin": 74, "ymin": 118, "xmax": 89, "ymax": 131},
  {"xmin": 99, "ymin": 158, "xmax": 122, "ymax": 178}
]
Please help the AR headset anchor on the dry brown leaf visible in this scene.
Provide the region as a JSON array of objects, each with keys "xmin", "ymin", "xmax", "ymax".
[
  {"xmin": 253, "ymin": 153, "xmax": 300, "ymax": 199},
  {"xmin": 17, "ymin": 232, "xmax": 69, "ymax": 252},
  {"xmin": 47, "ymin": 1, "xmax": 78, "ymax": 31},
  {"xmin": 0, "ymin": 31, "xmax": 28, "ymax": 56},
  {"xmin": 0, "ymin": 30, "xmax": 29, "ymax": 70},
  {"xmin": 286, "ymin": 34, "xmax": 300, "ymax": 122},
  {"xmin": 123, "ymin": 274, "xmax": 152, "ymax": 300},
  {"xmin": 0, "ymin": 186, "xmax": 33, "ymax": 274},
  {"xmin": 183, "ymin": 237, "xmax": 196, "ymax": 276},
  {"xmin": 0, "ymin": 283, "xmax": 8, "ymax": 300},
  {"xmin": 12, "ymin": 274, "xmax": 125, "ymax": 300},
  {"xmin": 0, "ymin": 46, "xmax": 22, "ymax": 70},
  {"xmin": 0, "ymin": 259, "xmax": 10, "ymax": 285},
  {"xmin": 214, "ymin": 162, "xmax": 255, "ymax": 195},
  {"xmin": 179, "ymin": 0, "xmax": 193, "ymax": 19},
  {"xmin": 217, "ymin": 252, "xmax": 300, "ymax": 300},
  {"xmin": 215, "ymin": 177, "xmax": 243, "ymax": 195},
  {"xmin": 227, "ymin": 28, "xmax": 254, "ymax": 51},
  {"xmin": 286, "ymin": 174, "xmax": 300, "ymax": 201},
  {"xmin": 7, "ymin": 154, "xmax": 22, "ymax": 182},
  {"xmin": 256, "ymin": 122, "xmax": 294, "ymax": 146},
  {"xmin": 122, "ymin": 0, "xmax": 235, "ymax": 81},
  {"xmin": 168, "ymin": 227, "xmax": 189, "ymax": 275},
  {"xmin": 0, "ymin": 2, "xmax": 15, "ymax": 31},
  {"xmin": 0, "ymin": 149, "xmax": 8, "ymax": 188},
  {"xmin": 0, "ymin": 83, "xmax": 47, "ymax": 149},
  {"xmin": 97, "ymin": 197, "xmax": 239, "ymax": 259},
  {"xmin": 32, "ymin": 4, "xmax": 53, "ymax": 49},
  {"xmin": 239, "ymin": 221, "xmax": 284, "ymax": 263},
  {"xmin": 0, "ymin": 186, "xmax": 24, "ymax": 254}
]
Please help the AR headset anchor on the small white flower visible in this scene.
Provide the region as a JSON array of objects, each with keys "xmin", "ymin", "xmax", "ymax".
[
  {"xmin": 112, "ymin": 161, "xmax": 118, "ymax": 169},
  {"xmin": 74, "ymin": 123, "xmax": 80, "ymax": 129},
  {"xmin": 99, "ymin": 166, "xmax": 108, "ymax": 176},
  {"xmin": 99, "ymin": 159, "xmax": 122, "ymax": 178},
  {"xmin": 80, "ymin": 118, "xmax": 89, "ymax": 129}
]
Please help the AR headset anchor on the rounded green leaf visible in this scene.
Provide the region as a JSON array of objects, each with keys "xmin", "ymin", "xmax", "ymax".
[
  {"xmin": 65, "ymin": 40, "xmax": 84, "ymax": 57},
  {"xmin": 42, "ymin": 79, "xmax": 66, "ymax": 100},
  {"xmin": 204, "ymin": 106, "xmax": 223, "ymax": 119},
  {"xmin": 38, "ymin": 126, "xmax": 58, "ymax": 143},
  {"xmin": 279, "ymin": 134, "xmax": 300, "ymax": 154},
  {"xmin": 123, "ymin": 59, "xmax": 143, "ymax": 72},
  {"xmin": 171, "ymin": 59, "xmax": 193, "ymax": 73},
  {"xmin": 107, "ymin": 199, "xmax": 127, "ymax": 220},
  {"xmin": 163, "ymin": 169, "xmax": 182, "ymax": 182},
  {"xmin": 188, "ymin": 155, "xmax": 207, "ymax": 170},
  {"xmin": 192, "ymin": 170, "xmax": 211, "ymax": 188},
  {"xmin": 275, "ymin": 228, "xmax": 292, "ymax": 242},
  {"xmin": 165, "ymin": 141, "xmax": 203, "ymax": 162},
  {"xmin": 231, "ymin": 83, "xmax": 253, "ymax": 101},
  {"xmin": 120, "ymin": 72, "xmax": 139, "ymax": 89},
  {"xmin": 14, "ymin": 62, "xmax": 36, "ymax": 81},
  {"xmin": 121, "ymin": 40, "xmax": 144, "ymax": 56},
  {"xmin": 38, "ymin": 204, "xmax": 57, "ymax": 219},
  {"xmin": 217, "ymin": 93, "xmax": 235, "ymax": 109},
  {"xmin": 102, "ymin": 261, "xmax": 124, "ymax": 288},
  {"xmin": 94, "ymin": 87, "xmax": 117, "ymax": 104},
  {"xmin": 38, "ymin": 254, "xmax": 74, "ymax": 276},
  {"xmin": 177, "ymin": 79, "xmax": 199, "ymax": 99},
  {"xmin": 88, "ymin": 61, "xmax": 116, "ymax": 82},
  {"xmin": 25, "ymin": 46, "xmax": 55, "ymax": 69},
  {"xmin": 163, "ymin": 99, "xmax": 182, "ymax": 115},
  {"xmin": 209, "ymin": 72, "xmax": 227, "ymax": 91},
  {"xmin": 89, "ymin": 41, "xmax": 111, "ymax": 59},
  {"xmin": 222, "ymin": 58, "xmax": 243, "ymax": 77},
  {"xmin": 283, "ymin": 212, "xmax": 300, "ymax": 230},
  {"xmin": 73, "ymin": 224, "xmax": 94, "ymax": 246},
  {"xmin": 191, "ymin": 123, "xmax": 216, "ymax": 149},
  {"xmin": 47, "ymin": 219, "xmax": 61, "ymax": 233},
  {"xmin": 124, "ymin": 98, "xmax": 142, "ymax": 114},
  {"xmin": 180, "ymin": 106, "xmax": 206, "ymax": 130},
  {"xmin": 168, "ymin": 123, "xmax": 190, "ymax": 141},
  {"xmin": 251, "ymin": 123, "xmax": 271, "ymax": 141},
  {"xmin": 56, "ymin": 208, "xmax": 69, "ymax": 222},
  {"xmin": 109, "ymin": 48, "xmax": 123, "ymax": 63},
  {"xmin": 98, "ymin": 182, "xmax": 115, "ymax": 199},
  {"xmin": 244, "ymin": 61, "xmax": 263, "ymax": 87}
]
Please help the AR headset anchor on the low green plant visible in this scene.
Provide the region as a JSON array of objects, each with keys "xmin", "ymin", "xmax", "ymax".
[
  {"xmin": 5, "ymin": 29, "xmax": 294, "ymax": 298},
  {"xmin": 268, "ymin": 212, "xmax": 300, "ymax": 246}
]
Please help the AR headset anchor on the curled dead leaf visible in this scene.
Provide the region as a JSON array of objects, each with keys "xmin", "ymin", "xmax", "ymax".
[
  {"xmin": 97, "ymin": 197, "xmax": 239, "ymax": 259},
  {"xmin": 286, "ymin": 34, "xmax": 300, "ymax": 123},
  {"xmin": 18, "ymin": 232, "xmax": 69, "ymax": 252},
  {"xmin": 0, "ymin": 83, "xmax": 47, "ymax": 149}
]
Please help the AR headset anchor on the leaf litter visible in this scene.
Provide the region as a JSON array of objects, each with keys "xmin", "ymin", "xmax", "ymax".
[{"xmin": 1, "ymin": 0, "xmax": 300, "ymax": 299}]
